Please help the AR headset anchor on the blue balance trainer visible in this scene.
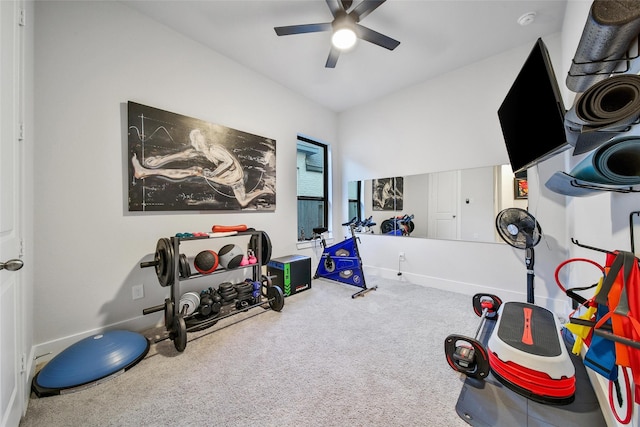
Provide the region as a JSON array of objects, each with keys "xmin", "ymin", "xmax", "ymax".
[{"xmin": 32, "ymin": 330, "xmax": 150, "ymax": 397}]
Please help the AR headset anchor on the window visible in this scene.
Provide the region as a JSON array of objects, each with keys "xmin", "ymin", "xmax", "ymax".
[
  {"xmin": 347, "ymin": 180, "xmax": 361, "ymax": 222},
  {"xmin": 297, "ymin": 136, "xmax": 328, "ymax": 241}
]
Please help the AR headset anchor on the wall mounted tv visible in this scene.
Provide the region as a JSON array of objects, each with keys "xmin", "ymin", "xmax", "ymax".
[{"xmin": 498, "ymin": 38, "xmax": 569, "ymax": 174}]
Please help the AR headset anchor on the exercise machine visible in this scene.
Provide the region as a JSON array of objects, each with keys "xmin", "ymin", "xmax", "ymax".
[
  {"xmin": 342, "ymin": 216, "xmax": 376, "ymax": 234},
  {"xmin": 312, "ymin": 224, "xmax": 377, "ymax": 298},
  {"xmin": 445, "ymin": 291, "xmax": 576, "ymax": 404},
  {"xmin": 445, "ymin": 293, "xmax": 603, "ymax": 426},
  {"xmin": 380, "ymin": 214, "xmax": 414, "ymax": 236},
  {"xmin": 444, "ymin": 208, "xmax": 576, "ymax": 406}
]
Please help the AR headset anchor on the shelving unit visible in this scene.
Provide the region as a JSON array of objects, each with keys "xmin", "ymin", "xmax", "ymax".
[{"xmin": 141, "ymin": 230, "xmax": 284, "ymax": 352}]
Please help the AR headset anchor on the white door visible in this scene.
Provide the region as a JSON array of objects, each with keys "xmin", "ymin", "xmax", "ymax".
[
  {"xmin": 1, "ymin": 2, "xmax": 25, "ymax": 426},
  {"xmin": 428, "ymin": 170, "xmax": 460, "ymax": 240}
]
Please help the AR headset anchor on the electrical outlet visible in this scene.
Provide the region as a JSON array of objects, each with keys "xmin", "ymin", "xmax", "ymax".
[
  {"xmin": 132, "ymin": 284, "xmax": 144, "ymax": 300},
  {"xmin": 399, "ymin": 252, "xmax": 405, "ymax": 261}
]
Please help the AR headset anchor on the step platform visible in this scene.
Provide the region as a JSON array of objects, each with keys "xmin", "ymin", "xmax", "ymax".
[
  {"xmin": 488, "ymin": 302, "xmax": 575, "ymax": 404},
  {"xmin": 455, "ymin": 303, "xmax": 606, "ymax": 426}
]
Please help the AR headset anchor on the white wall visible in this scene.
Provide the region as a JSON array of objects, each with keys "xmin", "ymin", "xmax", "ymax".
[
  {"xmin": 339, "ymin": 33, "xmax": 571, "ymax": 314},
  {"xmin": 32, "ymin": 1, "xmax": 338, "ymax": 356}
]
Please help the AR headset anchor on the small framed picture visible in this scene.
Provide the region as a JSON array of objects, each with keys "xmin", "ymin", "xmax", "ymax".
[{"xmin": 514, "ymin": 177, "xmax": 528, "ymax": 199}]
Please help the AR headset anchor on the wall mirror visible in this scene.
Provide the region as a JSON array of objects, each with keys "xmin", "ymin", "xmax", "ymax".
[{"xmin": 347, "ymin": 165, "xmax": 527, "ymax": 243}]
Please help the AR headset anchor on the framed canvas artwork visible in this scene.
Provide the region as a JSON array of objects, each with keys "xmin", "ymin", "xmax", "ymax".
[
  {"xmin": 372, "ymin": 177, "xmax": 403, "ymax": 211},
  {"xmin": 514, "ymin": 177, "xmax": 528, "ymax": 200},
  {"xmin": 128, "ymin": 102, "xmax": 276, "ymax": 211}
]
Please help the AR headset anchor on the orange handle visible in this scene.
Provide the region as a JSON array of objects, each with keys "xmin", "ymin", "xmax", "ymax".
[{"xmin": 212, "ymin": 224, "xmax": 248, "ymax": 233}]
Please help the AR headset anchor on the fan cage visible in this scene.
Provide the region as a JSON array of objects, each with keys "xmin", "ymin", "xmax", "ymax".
[{"xmin": 496, "ymin": 208, "xmax": 542, "ymax": 249}]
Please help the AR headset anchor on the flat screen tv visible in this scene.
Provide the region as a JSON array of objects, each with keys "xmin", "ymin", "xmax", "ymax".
[{"xmin": 498, "ymin": 38, "xmax": 569, "ymax": 174}]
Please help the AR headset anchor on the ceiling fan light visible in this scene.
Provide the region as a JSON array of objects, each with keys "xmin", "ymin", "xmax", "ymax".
[{"xmin": 332, "ymin": 28, "xmax": 357, "ymax": 50}]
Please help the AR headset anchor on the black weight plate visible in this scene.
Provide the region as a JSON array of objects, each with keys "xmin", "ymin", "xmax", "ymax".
[
  {"xmin": 218, "ymin": 282, "xmax": 234, "ymax": 291},
  {"xmin": 267, "ymin": 285, "xmax": 285, "ymax": 312},
  {"xmin": 249, "ymin": 231, "xmax": 272, "ymax": 265},
  {"xmin": 179, "ymin": 254, "xmax": 191, "ymax": 278},
  {"xmin": 261, "ymin": 274, "xmax": 272, "ymax": 297},
  {"xmin": 164, "ymin": 298, "xmax": 174, "ymax": 330},
  {"xmin": 221, "ymin": 291, "xmax": 238, "ymax": 301},
  {"xmin": 173, "ymin": 316, "xmax": 187, "ymax": 352},
  {"xmin": 155, "ymin": 238, "xmax": 175, "ymax": 287},
  {"xmin": 219, "ymin": 287, "xmax": 237, "ymax": 296},
  {"xmin": 261, "ymin": 232, "xmax": 272, "ymax": 264},
  {"xmin": 235, "ymin": 283, "xmax": 253, "ymax": 294}
]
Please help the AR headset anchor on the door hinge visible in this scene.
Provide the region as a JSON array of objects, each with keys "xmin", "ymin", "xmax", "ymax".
[
  {"xmin": 18, "ymin": 8, "xmax": 26, "ymax": 27},
  {"xmin": 18, "ymin": 123, "xmax": 24, "ymax": 141},
  {"xmin": 20, "ymin": 353, "xmax": 26, "ymax": 373},
  {"xmin": 19, "ymin": 239, "xmax": 24, "ymax": 258}
]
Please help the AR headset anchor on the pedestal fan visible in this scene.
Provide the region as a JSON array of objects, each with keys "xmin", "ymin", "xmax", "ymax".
[{"xmin": 495, "ymin": 207, "xmax": 542, "ymax": 304}]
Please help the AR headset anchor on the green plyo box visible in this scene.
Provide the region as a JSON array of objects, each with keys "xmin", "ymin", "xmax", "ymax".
[{"xmin": 267, "ymin": 255, "xmax": 311, "ymax": 297}]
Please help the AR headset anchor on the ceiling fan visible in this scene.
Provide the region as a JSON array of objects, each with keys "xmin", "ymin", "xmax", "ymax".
[{"xmin": 274, "ymin": 0, "xmax": 400, "ymax": 68}]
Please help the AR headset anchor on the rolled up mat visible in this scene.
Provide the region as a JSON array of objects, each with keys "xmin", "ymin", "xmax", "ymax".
[
  {"xmin": 567, "ymin": 0, "xmax": 640, "ymax": 93},
  {"xmin": 572, "ymin": 137, "xmax": 640, "ymax": 185},
  {"xmin": 545, "ymin": 136, "xmax": 640, "ymax": 196},
  {"xmin": 565, "ymin": 74, "xmax": 640, "ymax": 154}
]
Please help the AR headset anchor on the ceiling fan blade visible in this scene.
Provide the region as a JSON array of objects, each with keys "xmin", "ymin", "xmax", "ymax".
[
  {"xmin": 274, "ymin": 23, "xmax": 332, "ymax": 36},
  {"xmin": 325, "ymin": 46, "xmax": 340, "ymax": 68},
  {"xmin": 350, "ymin": 0, "xmax": 386, "ymax": 21},
  {"xmin": 355, "ymin": 24, "xmax": 400, "ymax": 50},
  {"xmin": 326, "ymin": 0, "xmax": 341, "ymax": 17}
]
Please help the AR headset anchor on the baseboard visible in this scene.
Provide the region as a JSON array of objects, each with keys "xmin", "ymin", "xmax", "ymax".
[
  {"xmin": 22, "ymin": 345, "xmax": 37, "ymax": 413},
  {"xmin": 364, "ymin": 265, "xmax": 570, "ymax": 318}
]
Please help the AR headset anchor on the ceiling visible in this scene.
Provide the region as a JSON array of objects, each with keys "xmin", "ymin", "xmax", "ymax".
[{"xmin": 122, "ymin": 0, "xmax": 568, "ymax": 112}]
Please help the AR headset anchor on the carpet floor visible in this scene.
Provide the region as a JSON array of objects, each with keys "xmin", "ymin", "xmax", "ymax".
[{"xmin": 21, "ymin": 276, "xmax": 480, "ymax": 427}]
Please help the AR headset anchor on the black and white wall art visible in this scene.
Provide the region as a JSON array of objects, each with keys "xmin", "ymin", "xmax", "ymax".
[
  {"xmin": 372, "ymin": 177, "xmax": 403, "ymax": 211},
  {"xmin": 128, "ymin": 102, "xmax": 276, "ymax": 211}
]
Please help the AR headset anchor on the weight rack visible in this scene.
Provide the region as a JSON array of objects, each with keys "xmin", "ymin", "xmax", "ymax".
[{"xmin": 141, "ymin": 230, "xmax": 284, "ymax": 352}]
